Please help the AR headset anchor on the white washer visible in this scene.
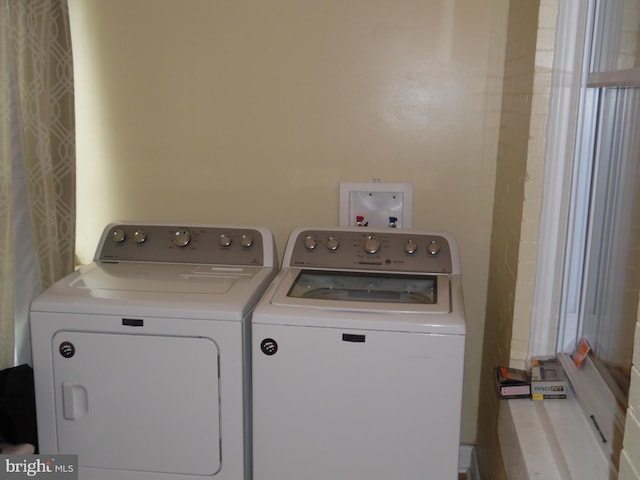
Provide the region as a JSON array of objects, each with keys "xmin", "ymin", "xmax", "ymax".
[
  {"xmin": 252, "ymin": 227, "xmax": 466, "ymax": 480},
  {"xmin": 30, "ymin": 222, "xmax": 277, "ymax": 480}
]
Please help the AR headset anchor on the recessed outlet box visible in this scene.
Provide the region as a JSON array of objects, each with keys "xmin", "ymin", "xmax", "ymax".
[{"xmin": 339, "ymin": 182, "xmax": 413, "ymax": 228}]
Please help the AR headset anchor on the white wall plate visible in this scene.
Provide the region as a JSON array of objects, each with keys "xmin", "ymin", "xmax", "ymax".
[{"xmin": 339, "ymin": 182, "xmax": 413, "ymax": 228}]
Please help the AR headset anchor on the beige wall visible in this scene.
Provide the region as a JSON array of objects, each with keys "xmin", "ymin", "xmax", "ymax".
[
  {"xmin": 69, "ymin": 0, "xmax": 509, "ymax": 445},
  {"xmin": 476, "ymin": 1, "xmax": 543, "ymax": 478}
]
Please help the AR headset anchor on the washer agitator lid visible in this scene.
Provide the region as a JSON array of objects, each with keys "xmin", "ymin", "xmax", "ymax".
[
  {"xmin": 252, "ymin": 227, "xmax": 465, "ymax": 335},
  {"xmin": 270, "ymin": 267, "xmax": 451, "ymax": 315}
]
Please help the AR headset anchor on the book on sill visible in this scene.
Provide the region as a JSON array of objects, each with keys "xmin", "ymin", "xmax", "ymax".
[
  {"xmin": 530, "ymin": 356, "xmax": 568, "ymax": 400},
  {"xmin": 496, "ymin": 366, "xmax": 531, "ymax": 399}
]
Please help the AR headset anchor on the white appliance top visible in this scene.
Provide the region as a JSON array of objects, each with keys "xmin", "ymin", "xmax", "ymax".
[
  {"xmin": 255, "ymin": 227, "xmax": 465, "ymax": 335},
  {"xmin": 31, "ymin": 222, "xmax": 277, "ymax": 320}
]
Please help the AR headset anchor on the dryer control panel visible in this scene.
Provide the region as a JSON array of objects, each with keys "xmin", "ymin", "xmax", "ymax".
[
  {"xmin": 96, "ymin": 223, "xmax": 271, "ymax": 266},
  {"xmin": 287, "ymin": 229, "xmax": 454, "ymax": 274}
]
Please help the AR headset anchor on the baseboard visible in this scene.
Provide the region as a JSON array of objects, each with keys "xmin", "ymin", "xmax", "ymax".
[{"xmin": 459, "ymin": 444, "xmax": 480, "ymax": 480}]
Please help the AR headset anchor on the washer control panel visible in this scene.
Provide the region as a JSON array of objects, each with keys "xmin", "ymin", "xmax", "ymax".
[
  {"xmin": 288, "ymin": 229, "xmax": 453, "ymax": 274},
  {"xmin": 97, "ymin": 223, "xmax": 267, "ymax": 266}
]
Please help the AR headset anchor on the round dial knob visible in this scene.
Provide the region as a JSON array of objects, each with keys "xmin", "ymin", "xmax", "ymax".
[
  {"xmin": 133, "ymin": 230, "xmax": 147, "ymax": 244},
  {"xmin": 326, "ymin": 236, "xmax": 340, "ymax": 251},
  {"xmin": 112, "ymin": 228, "xmax": 126, "ymax": 243},
  {"xmin": 303, "ymin": 235, "xmax": 317, "ymax": 250},
  {"xmin": 219, "ymin": 234, "xmax": 232, "ymax": 247},
  {"xmin": 241, "ymin": 234, "xmax": 254, "ymax": 248},
  {"xmin": 362, "ymin": 235, "xmax": 381, "ymax": 254},
  {"xmin": 427, "ymin": 240, "xmax": 441, "ymax": 255},
  {"xmin": 404, "ymin": 240, "xmax": 418, "ymax": 254},
  {"xmin": 173, "ymin": 229, "xmax": 191, "ymax": 247}
]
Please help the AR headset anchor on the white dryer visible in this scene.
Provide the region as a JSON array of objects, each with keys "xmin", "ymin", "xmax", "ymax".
[
  {"xmin": 252, "ymin": 227, "xmax": 466, "ymax": 480},
  {"xmin": 30, "ymin": 222, "xmax": 277, "ymax": 480}
]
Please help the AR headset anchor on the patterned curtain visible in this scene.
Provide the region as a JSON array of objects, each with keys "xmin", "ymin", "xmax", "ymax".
[{"xmin": 0, "ymin": 0, "xmax": 75, "ymax": 369}]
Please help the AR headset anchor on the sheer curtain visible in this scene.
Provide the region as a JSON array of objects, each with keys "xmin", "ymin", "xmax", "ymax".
[{"xmin": 0, "ymin": 0, "xmax": 75, "ymax": 369}]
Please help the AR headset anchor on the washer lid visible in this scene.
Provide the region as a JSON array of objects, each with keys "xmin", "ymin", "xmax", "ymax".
[{"xmin": 270, "ymin": 268, "xmax": 451, "ymax": 314}]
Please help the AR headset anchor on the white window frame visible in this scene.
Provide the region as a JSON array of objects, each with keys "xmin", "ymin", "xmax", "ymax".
[
  {"xmin": 529, "ymin": 0, "xmax": 592, "ymax": 358},
  {"xmin": 531, "ymin": 0, "xmax": 640, "ymax": 466}
]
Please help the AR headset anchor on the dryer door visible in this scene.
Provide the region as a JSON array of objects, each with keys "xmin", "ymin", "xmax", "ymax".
[{"xmin": 52, "ymin": 331, "xmax": 221, "ymax": 476}]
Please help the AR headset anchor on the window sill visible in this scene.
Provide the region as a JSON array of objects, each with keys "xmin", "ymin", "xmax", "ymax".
[{"xmin": 498, "ymin": 386, "xmax": 617, "ymax": 479}]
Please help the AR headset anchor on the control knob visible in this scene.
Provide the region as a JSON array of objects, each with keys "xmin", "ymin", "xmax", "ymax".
[
  {"xmin": 219, "ymin": 234, "xmax": 232, "ymax": 247},
  {"xmin": 241, "ymin": 234, "xmax": 254, "ymax": 248},
  {"xmin": 133, "ymin": 230, "xmax": 147, "ymax": 244},
  {"xmin": 326, "ymin": 236, "xmax": 339, "ymax": 251},
  {"xmin": 173, "ymin": 229, "xmax": 191, "ymax": 247},
  {"xmin": 404, "ymin": 240, "xmax": 418, "ymax": 254},
  {"xmin": 362, "ymin": 235, "xmax": 381, "ymax": 254},
  {"xmin": 427, "ymin": 240, "xmax": 441, "ymax": 256},
  {"xmin": 303, "ymin": 235, "xmax": 317, "ymax": 250},
  {"xmin": 112, "ymin": 228, "xmax": 126, "ymax": 243}
]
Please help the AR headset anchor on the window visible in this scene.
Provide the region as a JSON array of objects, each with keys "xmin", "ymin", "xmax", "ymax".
[
  {"xmin": 560, "ymin": 0, "xmax": 640, "ymax": 396},
  {"xmin": 532, "ymin": 0, "xmax": 640, "ymax": 469},
  {"xmin": 567, "ymin": 86, "xmax": 640, "ymax": 399}
]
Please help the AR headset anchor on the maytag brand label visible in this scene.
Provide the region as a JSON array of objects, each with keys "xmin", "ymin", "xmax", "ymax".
[{"xmin": 0, "ymin": 456, "xmax": 77, "ymax": 479}]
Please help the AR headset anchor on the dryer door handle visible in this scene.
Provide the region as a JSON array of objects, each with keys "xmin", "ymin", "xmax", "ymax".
[{"xmin": 62, "ymin": 382, "xmax": 88, "ymax": 420}]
